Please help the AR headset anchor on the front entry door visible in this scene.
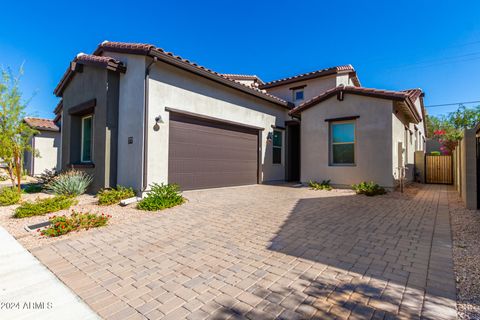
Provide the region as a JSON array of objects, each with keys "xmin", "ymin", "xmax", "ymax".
[{"xmin": 286, "ymin": 123, "xmax": 300, "ymax": 181}]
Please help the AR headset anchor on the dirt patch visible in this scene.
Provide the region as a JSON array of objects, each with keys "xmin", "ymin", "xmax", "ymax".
[{"xmin": 449, "ymin": 191, "xmax": 480, "ymax": 320}]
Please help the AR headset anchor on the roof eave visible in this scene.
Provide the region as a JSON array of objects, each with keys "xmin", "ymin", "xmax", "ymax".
[
  {"xmin": 54, "ymin": 58, "xmax": 126, "ymax": 97},
  {"xmin": 260, "ymin": 69, "xmax": 343, "ymax": 90},
  {"xmin": 290, "ymin": 88, "xmax": 423, "ymax": 121},
  {"xmin": 148, "ymin": 49, "xmax": 289, "ymax": 108}
]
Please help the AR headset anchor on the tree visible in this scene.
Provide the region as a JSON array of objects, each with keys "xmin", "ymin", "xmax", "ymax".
[
  {"xmin": 0, "ymin": 67, "xmax": 38, "ymax": 192},
  {"xmin": 426, "ymin": 105, "xmax": 480, "ymax": 154}
]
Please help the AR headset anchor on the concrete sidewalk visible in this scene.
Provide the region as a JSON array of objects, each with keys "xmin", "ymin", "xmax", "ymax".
[{"xmin": 0, "ymin": 227, "xmax": 99, "ymax": 320}]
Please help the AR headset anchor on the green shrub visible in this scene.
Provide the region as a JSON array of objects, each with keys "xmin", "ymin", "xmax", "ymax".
[
  {"xmin": 352, "ymin": 181, "xmax": 387, "ymax": 196},
  {"xmin": 23, "ymin": 184, "xmax": 43, "ymax": 194},
  {"xmin": 14, "ymin": 195, "xmax": 77, "ymax": 218},
  {"xmin": 0, "ymin": 175, "xmax": 8, "ymax": 182},
  {"xmin": 40, "ymin": 211, "xmax": 111, "ymax": 237},
  {"xmin": 308, "ymin": 180, "xmax": 333, "ymax": 191},
  {"xmin": 430, "ymin": 151, "xmax": 441, "ymax": 156},
  {"xmin": 0, "ymin": 187, "xmax": 21, "ymax": 206},
  {"xmin": 97, "ymin": 186, "xmax": 136, "ymax": 206},
  {"xmin": 137, "ymin": 183, "xmax": 185, "ymax": 211},
  {"xmin": 46, "ymin": 170, "xmax": 93, "ymax": 196}
]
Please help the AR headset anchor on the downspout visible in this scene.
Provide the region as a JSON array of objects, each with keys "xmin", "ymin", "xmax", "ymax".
[
  {"xmin": 31, "ymin": 135, "xmax": 35, "ymax": 175},
  {"xmin": 142, "ymin": 57, "xmax": 158, "ymax": 192}
]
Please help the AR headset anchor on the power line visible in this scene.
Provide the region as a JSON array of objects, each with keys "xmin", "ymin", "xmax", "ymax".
[{"xmin": 425, "ymin": 100, "xmax": 480, "ymax": 108}]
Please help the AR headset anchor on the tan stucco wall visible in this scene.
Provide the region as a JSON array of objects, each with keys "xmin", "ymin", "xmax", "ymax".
[
  {"xmin": 264, "ymin": 75, "xmax": 338, "ymax": 105},
  {"xmin": 146, "ymin": 61, "xmax": 291, "ymax": 189},
  {"xmin": 391, "ymin": 104, "xmax": 425, "ymax": 184},
  {"xmin": 105, "ymin": 53, "xmax": 147, "ymax": 191},
  {"xmin": 459, "ymin": 128, "xmax": 477, "ymax": 209},
  {"xmin": 300, "ymin": 94, "xmax": 394, "ymax": 188}
]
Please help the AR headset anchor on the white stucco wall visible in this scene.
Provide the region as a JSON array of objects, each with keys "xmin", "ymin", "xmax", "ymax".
[
  {"xmin": 300, "ymin": 94, "xmax": 395, "ymax": 188},
  {"xmin": 145, "ymin": 61, "xmax": 290, "ymax": 189},
  {"xmin": 25, "ymin": 131, "xmax": 60, "ymax": 176}
]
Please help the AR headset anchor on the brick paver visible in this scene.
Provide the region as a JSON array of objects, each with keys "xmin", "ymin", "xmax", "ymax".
[{"xmin": 30, "ymin": 184, "xmax": 457, "ymax": 319}]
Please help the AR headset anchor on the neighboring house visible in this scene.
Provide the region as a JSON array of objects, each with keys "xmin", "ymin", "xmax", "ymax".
[
  {"xmin": 52, "ymin": 41, "xmax": 427, "ymax": 193},
  {"xmin": 23, "ymin": 117, "xmax": 61, "ymax": 176}
]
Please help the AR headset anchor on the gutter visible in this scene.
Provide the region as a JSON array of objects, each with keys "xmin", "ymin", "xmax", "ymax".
[{"xmin": 142, "ymin": 57, "xmax": 158, "ymax": 192}]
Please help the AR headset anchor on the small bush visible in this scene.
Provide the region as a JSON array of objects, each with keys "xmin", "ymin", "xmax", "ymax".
[
  {"xmin": 137, "ymin": 183, "xmax": 185, "ymax": 211},
  {"xmin": 14, "ymin": 195, "xmax": 77, "ymax": 218},
  {"xmin": 308, "ymin": 180, "xmax": 333, "ymax": 191},
  {"xmin": 0, "ymin": 175, "xmax": 8, "ymax": 182},
  {"xmin": 38, "ymin": 168, "xmax": 58, "ymax": 186},
  {"xmin": 430, "ymin": 151, "xmax": 441, "ymax": 156},
  {"xmin": 46, "ymin": 170, "xmax": 93, "ymax": 196},
  {"xmin": 0, "ymin": 187, "xmax": 21, "ymax": 206},
  {"xmin": 97, "ymin": 185, "xmax": 136, "ymax": 206},
  {"xmin": 23, "ymin": 184, "xmax": 43, "ymax": 194},
  {"xmin": 352, "ymin": 181, "xmax": 386, "ymax": 196},
  {"xmin": 40, "ymin": 211, "xmax": 111, "ymax": 237}
]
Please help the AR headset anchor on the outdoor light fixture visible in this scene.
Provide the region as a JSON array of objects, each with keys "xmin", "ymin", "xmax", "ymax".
[
  {"xmin": 153, "ymin": 115, "xmax": 163, "ymax": 132},
  {"xmin": 267, "ymin": 132, "xmax": 273, "ymax": 142}
]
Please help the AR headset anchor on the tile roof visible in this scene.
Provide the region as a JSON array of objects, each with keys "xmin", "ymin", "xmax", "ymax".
[
  {"xmin": 53, "ymin": 99, "xmax": 62, "ymax": 114},
  {"xmin": 24, "ymin": 117, "xmax": 59, "ymax": 132},
  {"xmin": 92, "ymin": 41, "xmax": 289, "ymax": 108},
  {"xmin": 221, "ymin": 74, "xmax": 264, "ymax": 83},
  {"xmin": 289, "ymin": 86, "xmax": 423, "ymax": 122},
  {"xmin": 402, "ymin": 88, "xmax": 424, "ymax": 102},
  {"xmin": 259, "ymin": 65, "xmax": 360, "ymax": 89},
  {"xmin": 93, "ymin": 41, "xmax": 154, "ymax": 55},
  {"xmin": 54, "ymin": 54, "xmax": 126, "ymax": 96}
]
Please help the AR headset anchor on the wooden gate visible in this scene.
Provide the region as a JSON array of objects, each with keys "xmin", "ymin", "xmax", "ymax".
[{"xmin": 426, "ymin": 155, "xmax": 453, "ymax": 184}]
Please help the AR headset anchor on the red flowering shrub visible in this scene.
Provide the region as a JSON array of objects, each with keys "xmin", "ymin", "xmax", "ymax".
[{"xmin": 40, "ymin": 211, "xmax": 111, "ymax": 237}]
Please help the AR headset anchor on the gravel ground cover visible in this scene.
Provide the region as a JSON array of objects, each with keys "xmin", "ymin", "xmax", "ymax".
[
  {"xmin": 449, "ymin": 190, "xmax": 480, "ymax": 320},
  {"xmin": 0, "ymin": 191, "xmax": 157, "ymax": 250}
]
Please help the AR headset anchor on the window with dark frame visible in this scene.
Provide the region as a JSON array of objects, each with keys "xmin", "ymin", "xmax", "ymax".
[
  {"xmin": 330, "ymin": 121, "xmax": 355, "ymax": 165},
  {"xmin": 272, "ymin": 130, "xmax": 282, "ymax": 164},
  {"xmin": 81, "ymin": 115, "xmax": 93, "ymax": 163},
  {"xmin": 293, "ymin": 89, "xmax": 304, "ymax": 102}
]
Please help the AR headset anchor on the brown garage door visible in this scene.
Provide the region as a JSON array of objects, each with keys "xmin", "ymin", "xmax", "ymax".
[{"xmin": 168, "ymin": 113, "xmax": 259, "ymax": 190}]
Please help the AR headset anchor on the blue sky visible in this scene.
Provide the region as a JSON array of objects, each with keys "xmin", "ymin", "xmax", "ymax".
[{"xmin": 1, "ymin": 0, "xmax": 479, "ymax": 118}]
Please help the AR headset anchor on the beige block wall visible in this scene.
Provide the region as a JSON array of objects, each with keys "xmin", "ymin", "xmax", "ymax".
[
  {"xmin": 459, "ymin": 128, "xmax": 477, "ymax": 209},
  {"xmin": 300, "ymin": 94, "xmax": 394, "ymax": 188}
]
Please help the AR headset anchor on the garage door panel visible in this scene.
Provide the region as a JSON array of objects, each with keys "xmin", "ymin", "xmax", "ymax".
[
  {"xmin": 169, "ymin": 143, "xmax": 257, "ymax": 161},
  {"xmin": 168, "ymin": 113, "xmax": 259, "ymax": 190},
  {"xmin": 170, "ymin": 122, "xmax": 257, "ymax": 146}
]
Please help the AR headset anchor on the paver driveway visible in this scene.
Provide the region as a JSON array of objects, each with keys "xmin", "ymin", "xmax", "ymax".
[{"xmin": 31, "ymin": 184, "xmax": 457, "ymax": 319}]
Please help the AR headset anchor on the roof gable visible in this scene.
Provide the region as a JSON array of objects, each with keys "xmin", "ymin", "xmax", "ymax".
[
  {"xmin": 289, "ymin": 86, "xmax": 423, "ymax": 123},
  {"xmin": 259, "ymin": 65, "xmax": 361, "ymax": 89},
  {"xmin": 54, "ymin": 54, "xmax": 126, "ymax": 96}
]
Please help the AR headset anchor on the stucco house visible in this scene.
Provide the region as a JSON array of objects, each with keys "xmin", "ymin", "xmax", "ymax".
[
  {"xmin": 52, "ymin": 41, "xmax": 426, "ymax": 193},
  {"xmin": 23, "ymin": 117, "xmax": 61, "ymax": 176}
]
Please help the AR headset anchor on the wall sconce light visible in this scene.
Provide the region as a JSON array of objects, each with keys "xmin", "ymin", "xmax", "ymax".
[
  {"xmin": 155, "ymin": 115, "xmax": 163, "ymax": 124},
  {"xmin": 267, "ymin": 132, "xmax": 273, "ymax": 142},
  {"xmin": 153, "ymin": 115, "xmax": 163, "ymax": 132}
]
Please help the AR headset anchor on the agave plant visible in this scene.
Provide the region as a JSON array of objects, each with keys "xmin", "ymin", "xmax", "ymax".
[{"xmin": 46, "ymin": 170, "xmax": 93, "ymax": 196}]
